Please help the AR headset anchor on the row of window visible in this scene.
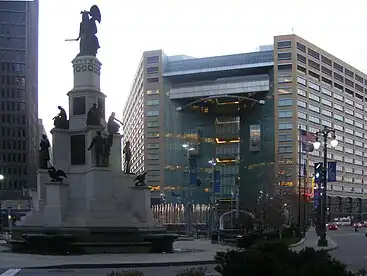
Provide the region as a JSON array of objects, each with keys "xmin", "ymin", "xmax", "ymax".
[
  {"xmin": 0, "ymin": 115, "xmax": 26, "ymax": 125},
  {"xmin": 0, "ymin": 101, "xmax": 25, "ymax": 112},
  {"xmin": 0, "ymin": 62, "xmax": 26, "ymax": 74},
  {"xmin": 0, "ymin": 49, "xmax": 26, "ymax": 62},
  {"xmin": 0, "ymin": 152, "xmax": 27, "ymax": 163},
  {"xmin": 0, "ymin": 88, "xmax": 24, "ymax": 99},
  {"xmin": 0, "ymin": 139, "xmax": 26, "ymax": 150},
  {"xmin": 0, "ymin": 75, "xmax": 25, "ymax": 87}
]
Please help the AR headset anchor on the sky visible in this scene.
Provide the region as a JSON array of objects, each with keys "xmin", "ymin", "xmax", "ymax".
[{"xmin": 38, "ymin": 0, "xmax": 367, "ymax": 134}]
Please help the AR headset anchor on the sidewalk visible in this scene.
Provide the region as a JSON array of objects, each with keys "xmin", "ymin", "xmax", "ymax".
[
  {"xmin": 291, "ymin": 228, "xmax": 338, "ymax": 252},
  {"xmin": 0, "ymin": 240, "xmax": 231, "ymax": 269}
]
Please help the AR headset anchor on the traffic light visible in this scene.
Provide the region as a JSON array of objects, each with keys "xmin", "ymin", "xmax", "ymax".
[{"xmin": 314, "ymin": 162, "xmax": 324, "ymax": 184}]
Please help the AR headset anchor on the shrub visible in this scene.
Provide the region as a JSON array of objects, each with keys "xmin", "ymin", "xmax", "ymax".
[
  {"xmin": 176, "ymin": 267, "xmax": 207, "ymax": 276},
  {"xmin": 214, "ymin": 242, "xmax": 365, "ymax": 276},
  {"xmin": 107, "ymin": 269, "xmax": 144, "ymax": 276}
]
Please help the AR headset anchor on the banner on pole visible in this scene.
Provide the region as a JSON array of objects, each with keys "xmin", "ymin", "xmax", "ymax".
[
  {"xmin": 327, "ymin": 161, "xmax": 337, "ymax": 182},
  {"xmin": 189, "ymin": 158, "xmax": 197, "ymax": 185},
  {"xmin": 214, "ymin": 170, "xmax": 221, "ymax": 193}
]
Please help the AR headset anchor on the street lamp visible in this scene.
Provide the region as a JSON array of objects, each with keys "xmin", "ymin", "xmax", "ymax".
[
  {"xmin": 0, "ymin": 175, "xmax": 4, "ymax": 181},
  {"xmin": 208, "ymin": 158, "xmax": 217, "ymax": 234},
  {"xmin": 182, "ymin": 144, "xmax": 196, "ymax": 236},
  {"xmin": 313, "ymin": 126, "xmax": 338, "ymax": 247}
]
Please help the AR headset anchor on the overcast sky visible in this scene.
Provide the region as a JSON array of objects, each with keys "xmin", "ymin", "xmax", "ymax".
[{"xmin": 38, "ymin": 0, "xmax": 367, "ymax": 133}]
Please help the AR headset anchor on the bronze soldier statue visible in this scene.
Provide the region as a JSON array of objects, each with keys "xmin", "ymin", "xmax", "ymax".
[
  {"xmin": 86, "ymin": 103, "xmax": 103, "ymax": 126},
  {"xmin": 39, "ymin": 134, "xmax": 51, "ymax": 169},
  {"xmin": 87, "ymin": 131, "xmax": 104, "ymax": 167},
  {"xmin": 107, "ymin": 112, "xmax": 123, "ymax": 135},
  {"xmin": 123, "ymin": 141, "xmax": 132, "ymax": 174},
  {"xmin": 53, "ymin": 106, "xmax": 69, "ymax": 129}
]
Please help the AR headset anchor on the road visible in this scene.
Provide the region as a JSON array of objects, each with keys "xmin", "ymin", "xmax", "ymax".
[
  {"xmin": 328, "ymin": 226, "xmax": 367, "ymax": 271},
  {"xmin": 0, "ymin": 265, "xmax": 219, "ymax": 276}
]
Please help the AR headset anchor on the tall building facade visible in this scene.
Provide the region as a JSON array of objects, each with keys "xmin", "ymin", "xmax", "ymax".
[
  {"xmin": 0, "ymin": 0, "xmax": 39, "ymax": 199},
  {"xmin": 123, "ymin": 35, "xmax": 367, "ymax": 219}
]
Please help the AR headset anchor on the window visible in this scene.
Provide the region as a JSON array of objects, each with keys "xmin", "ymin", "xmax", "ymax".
[
  {"xmin": 308, "ymin": 48, "xmax": 320, "ymax": 59},
  {"xmin": 321, "ymin": 87, "xmax": 332, "ymax": 96},
  {"xmin": 345, "ymin": 68, "xmax": 354, "ymax": 78},
  {"xmin": 147, "ymin": 56, "xmax": 159, "ymax": 64},
  {"xmin": 309, "ymin": 116, "xmax": 320, "ymax": 124},
  {"xmin": 278, "ymin": 76, "xmax": 292, "ymax": 83},
  {"xmin": 278, "ymin": 99, "xmax": 292, "ymax": 106},
  {"xmin": 279, "ymin": 134, "xmax": 292, "ymax": 141},
  {"xmin": 321, "ymin": 98, "xmax": 332, "ymax": 107},
  {"xmin": 298, "ymin": 111, "xmax": 307, "ymax": 119},
  {"xmin": 333, "ymin": 62, "xmax": 343, "ymax": 72},
  {"xmin": 355, "ymin": 74, "xmax": 364, "ymax": 83},
  {"xmin": 322, "ymin": 120, "xmax": 332, "ymax": 127},
  {"xmin": 297, "ymin": 42, "xmax": 306, "ymax": 52},
  {"xmin": 321, "ymin": 55, "xmax": 332, "ymax": 66},
  {"xmin": 147, "ymin": 154, "xmax": 160, "ymax": 160},
  {"xmin": 278, "ymin": 87, "xmax": 292, "ymax": 94},
  {"xmin": 355, "ymin": 131, "xmax": 363, "ymax": 138},
  {"xmin": 297, "ymin": 76, "xmax": 307, "ymax": 86},
  {"xmin": 355, "ymin": 102, "xmax": 363, "ymax": 110},
  {"xmin": 278, "ymin": 123, "xmax": 292, "ymax": 130},
  {"xmin": 322, "ymin": 76, "xmax": 332, "ymax": 87},
  {"xmin": 345, "ymin": 78, "xmax": 354, "ymax": 88},
  {"xmin": 345, "ymin": 137, "xmax": 353, "ymax": 144},
  {"xmin": 355, "ymin": 112, "xmax": 363, "ymax": 120},
  {"xmin": 147, "ymin": 67, "xmax": 159, "ymax": 74},
  {"xmin": 334, "ymin": 124, "xmax": 343, "ymax": 131},
  {"xmin": 146, "ymin": 99, "xmax": 159, "ymax": 106},
  {"xmin": 355, "ymin": 121, "xmax": 363, "ymax": 129},
  {"xmin": 321, "ymin": 66, "xmax": 332, "ymax": 76},
  {"xmin": 333, "ymin": 114, "xmax": 343, "ymax": 121},
  {"xmin": 297, "ymin": 100, "xmax": 307, "ymax": 108},
  {"xmin": 334, "ymin": 72, "xmax": 344, "ymax": 83},
  {"xmin": 345, "ymin": 128, "xmax": 353, "ymax": 135},
  {"xmin": 308, "ymin": 104, "xmax": 319, "ymax": 113},
  {"xmin": 277, "ymin": 52, "xmax": 292, "ymax": 60},
  {"xmin": 277, "ymin": 40, "xmax": 291, "ymax": 49},
  {"xmin": 297, "ymin": 88, "xmax": 306, "ymax": 97},
  {"xmin": 355, "ymin": 141, "xmax": 363, "ymax": 147},
  {"xmin": 147, "ymin": 143, "xmax": 159, "ymax": 149},
  {"xmin": 297, "ymin": 65, "xmax": 306, "ymax": 74},
  {"xmin": 147, "ymin": 110, "xmax": 159, "ymax": 117},
  {"xmin": 334, "ymin": 93, "xmax": 343, "ymax": 101},
  {"xmin": 345, "ymin": 118, "xmax": 353, "ymax": 125},
  {"xmin": 345, "ymin": 148, "xmax": 354, "ymax": 154},
  {"xmin": 334, "ymin": 104, "xmax": 343, "ymax": 111},
  {"xmin": 322, "ymin": 110, "xmax": 332, "ymax": 117},
  {"xmin": 309, "ymin": 82, "xmax": 320, "ymax": 91},
  {"xmin": 309, "ymin": 93, "xmax": 320, "ymax": 102},
  {"xmin": 345, "ymin": 108, "xmax": 353, "ymax": 115},
  {"xmin": 279, "ymin": 146, "xmax": 292, "ymax": 153},
  {"xmin": 345, "ymin": 98, "xmax": 354, "ymax": 106},
  {"xmin": 334, "ymin": 83, "xmax": 343, "ymax": 92},
  {"xmin": 308, "ymin": 59, "xmax": 320, "ymax": 70},
  {"xmin": 279, "ymin": 111, "xmax": 292, "ymax": 118},
  {"xmin": 147, "ymin": 132, "xmax": 160, "ymax": 138},
  {"xmin": 147, "ymin": 89, "xmax": 159, "ymax": 95},
  {"xmin": 147, "ymin": 77, "xmax": 159, "ymax": 83},
  {"xmin": 297, "ymin": 54, "xmax": 306, "ymax": 64},
  {"xmin": 147, "ymin": 121, "xmax": 159, "ymax": 128},
  {"xmin": 278, "ymin": 64, "xmax": 292, "ymax": 71}
]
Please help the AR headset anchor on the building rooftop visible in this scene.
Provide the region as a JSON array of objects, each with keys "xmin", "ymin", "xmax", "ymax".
[{"xmin": 164, "ymin": 50, "xmax": 274, "ymax": 76}]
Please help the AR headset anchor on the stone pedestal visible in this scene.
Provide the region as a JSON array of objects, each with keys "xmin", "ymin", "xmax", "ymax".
[
  {"xmin": 111, "ymin": 134, "xmax": 123, "ymax": 171},
  {"xmin": 42, "ymin": 181, "xmax": 70, "ymax": 227},
  {"xmin": 36, "ymin": 169, "xmax": 48, "ymax": 212},
  {"xmin": 50, "ymin": 128, "xmax": 71, "ymax": 170},
  {"xmin": 130, "ymin": 186, "xmax": 155, "ymax": 225}
]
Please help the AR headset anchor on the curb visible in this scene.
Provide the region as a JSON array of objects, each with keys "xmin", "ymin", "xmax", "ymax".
[
  {"xmin": 288, "ymin": 237, "xmax": 306, "ymax": 248},
  {"xmin": 23, "ymin": 260, "xmax": 219, "ymax": 270}
]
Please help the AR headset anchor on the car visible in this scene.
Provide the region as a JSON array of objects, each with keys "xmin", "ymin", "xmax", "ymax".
[
  {"xmin": 353, "ymin": 222, "xmax": 363, "ymax": 228},
  {"xmin": 328, "ymin": 224, "xmax": 338, "ymax": 230}
]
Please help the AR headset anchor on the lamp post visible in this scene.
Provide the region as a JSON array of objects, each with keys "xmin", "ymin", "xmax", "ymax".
[
  {"xmin": 182, "ymin": 144, "xmax": 195, "ymax": 236},
  {"xmin": 208, "ymin": 158, "xmax": 217, "ymax": 234},
  {"xmin": 313, "ymin": 126, "xmax": 338, "ymax": 247},
  {"xmin": 0, "ymin": 174, "xmax": 4, "ymax": 231}
]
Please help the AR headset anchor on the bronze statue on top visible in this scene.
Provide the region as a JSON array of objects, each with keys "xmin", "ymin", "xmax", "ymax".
[
  {"xmin": 87, "ymin": 131, "xmax": 105, "ymax": 167},
  {"xmin": 53, "ymin": 106, "xmax": 69, "ymax": 129},
  {"xmin": 107, "ymin": 112, "xmax": 123, "ymax": 135},
  {"xmin": 123, "ymin": 141, "xmax": 132, "ymax": 174},
  {"xmin": 65, "ymin": 5, "xmax": 101, "ymax": 57},
  {"xmin": 86, "ymin": 103, "xmax": 103, "ymax": 126},
  {"xmin": 39, "ymin": 134, "xmax": 51, "ymax": 169}
]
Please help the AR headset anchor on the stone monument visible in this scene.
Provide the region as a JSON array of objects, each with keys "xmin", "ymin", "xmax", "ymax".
[{"xmin": 9, "ymin": 5, "xmax": 175, "ymax": 254}]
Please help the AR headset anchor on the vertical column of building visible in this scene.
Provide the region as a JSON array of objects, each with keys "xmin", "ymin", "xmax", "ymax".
[
  {"xmin": 143, "ymin": 51, "xmax": 164, "ymax": 204},
  {"xmin": 0, "ymin": 0, "xmax": 38, "ymax": 202},
  {"xmin": 273, "ymin": 35, "xmax": 297, "ymax": 190}
]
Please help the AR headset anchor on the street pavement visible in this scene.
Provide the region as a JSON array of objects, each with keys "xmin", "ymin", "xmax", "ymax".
[
  {"xmin": 328, "ymin": 226, "xmax": 367, "ymax": 271},
  {"xmin": 0, "ymin": 265, "xmax": 219, "ymax": 276}
]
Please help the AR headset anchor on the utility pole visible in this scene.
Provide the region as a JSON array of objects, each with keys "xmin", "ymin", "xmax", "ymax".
[{"xmin": 209, "ymin": 158, "xmax": 217, "ymax": 234}]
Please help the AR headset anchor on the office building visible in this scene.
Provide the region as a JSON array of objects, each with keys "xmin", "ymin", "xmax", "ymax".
[
  {"xmin": 123, "ymin": 35, "xmax": 367, "ymax": 219},
  {"xmin": 0, "ymin": 0, "xmax": 39, "ymax": 199}
]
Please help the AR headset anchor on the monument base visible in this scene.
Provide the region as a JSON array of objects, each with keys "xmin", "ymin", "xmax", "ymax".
[
  {"xmin": 8, "ymin": 172, "xmax": 177, "ymax": 254},
  {"xmin": 9, "ymin": 226, "xmax": 176, "ymax": 255}
]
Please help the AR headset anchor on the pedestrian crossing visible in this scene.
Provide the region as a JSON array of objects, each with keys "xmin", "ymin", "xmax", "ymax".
[
  {"xmin": 0, "ymin": 269, "xmax": 21, "ymax": 276},
  {"xmin": 330, "ymin": 232, "xmax": 366, "ymax": 237}
]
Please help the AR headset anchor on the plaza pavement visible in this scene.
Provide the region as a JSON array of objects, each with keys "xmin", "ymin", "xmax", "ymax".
[{"xmin": 291, "ymin": 227, "xmax": 338, "ymax": 252}]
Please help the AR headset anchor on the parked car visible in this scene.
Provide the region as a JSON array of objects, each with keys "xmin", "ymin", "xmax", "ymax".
[
  {"xmin": 328, "ymin": 223, "xmax": 338, "ymax": 230},
  {"xmin": 353, "ymin": 222, "xmax": 363, "ymax": 228}
]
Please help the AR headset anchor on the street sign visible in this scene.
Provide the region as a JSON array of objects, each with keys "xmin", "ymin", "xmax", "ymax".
[{"xmin": 327, "ymin": 161, "xmax": 337, "ymax": 182}]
